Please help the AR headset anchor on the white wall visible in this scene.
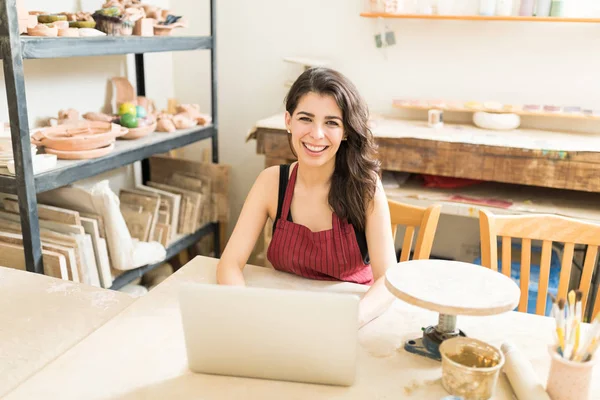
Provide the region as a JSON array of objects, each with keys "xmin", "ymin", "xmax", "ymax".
[
  {"xmin": 1, "ymin": 0, "xmax": 173, "ymax": 192},
  {"xmin": 173, "ymin": 0, "xmax": 600, "ymax": 259}
]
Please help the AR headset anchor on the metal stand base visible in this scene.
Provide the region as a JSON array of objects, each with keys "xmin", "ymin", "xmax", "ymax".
[{"xmin": 404, "ymin": 313, "xmax": 466, "ymax": 361}]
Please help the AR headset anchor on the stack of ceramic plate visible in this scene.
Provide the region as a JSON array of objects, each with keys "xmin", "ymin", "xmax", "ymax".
[
  {"xmin": 0, "ymin": 138, "xmax": 37, "ymax": 168},
  {"xmin": 30, "ymin": 121, "xmax": 128, "ymax": 160}
]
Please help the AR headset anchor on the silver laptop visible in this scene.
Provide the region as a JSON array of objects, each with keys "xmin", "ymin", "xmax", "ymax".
[{"xmin": 178, "ymin": 282, "xmax": 359, "ymax": 386}]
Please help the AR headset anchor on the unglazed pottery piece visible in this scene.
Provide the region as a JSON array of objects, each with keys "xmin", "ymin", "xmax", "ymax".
[
  {"xmin": 120, "ymin": 121, "xmax": 157, "ymax": 140},
  {"xmin": 27, "ymin": 24, "xmax": 58, "ymax": 36},
  {"xmin": 83, "ymin": 112, "xmax": 116, "ymax": 123},
  {"xmin": 44, "ymin": 142, "xmax": 115, "ymax": 160},
  {"xmin": 58, "ymin": 27, "xmax": 80, "ymax": 37},
  {"xmin": 51, "ymin": 21, "xmax": 69, "ymax": 30},
  {"xmin": 35, "ymin": 121, "xmax": 128, "ymax": 151}
]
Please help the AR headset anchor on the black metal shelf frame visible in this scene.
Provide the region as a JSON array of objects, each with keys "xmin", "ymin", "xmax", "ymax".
[{"xmin": 0, "ymin": 0, "xmax": 220, "ymax": 280}]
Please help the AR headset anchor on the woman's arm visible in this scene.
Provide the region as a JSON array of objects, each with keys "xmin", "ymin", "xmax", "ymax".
[
  {"xmin": 216, "ymin": 167, "xmax": 277, "ymax": 286},
  {"xmin": 358, "ymin": 177, "xmax": 398, "ymax": 328}
]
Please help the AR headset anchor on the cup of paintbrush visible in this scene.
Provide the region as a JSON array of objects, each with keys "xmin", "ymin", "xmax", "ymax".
[
  {"xmin": 546, "ymin": 344, "xmax": 598, "ymax": 400},
  {"xmin": 546, "ymin": 295, "xmax": 599, "ymax": 400}
]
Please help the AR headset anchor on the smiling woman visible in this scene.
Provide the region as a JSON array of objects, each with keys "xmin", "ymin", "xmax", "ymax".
[{"xmin": 216, "ymin": 67, "xmax": 398, "ymax": 328}]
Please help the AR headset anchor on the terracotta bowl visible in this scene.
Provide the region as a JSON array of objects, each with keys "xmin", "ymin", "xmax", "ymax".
[
  {"xmin": 120, "ymin": 121, "xmax": 157, "ymax": 140},
  {"xmin": 34, "ymin": 121, "xmax": 128, "ymax": 151},
  {"xmin": 44, "ymin": 142, "xmax": 115, "ymax": 160}
]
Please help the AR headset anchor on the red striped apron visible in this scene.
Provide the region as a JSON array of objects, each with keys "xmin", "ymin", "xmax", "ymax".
[{"xmin": 267, "ymin": 164, "xmax": 373, "ymax": 285}]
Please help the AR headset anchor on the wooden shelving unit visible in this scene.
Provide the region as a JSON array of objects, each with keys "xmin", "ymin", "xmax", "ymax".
[
  {"xmin": 359, "ymin": 12, "xmax": 600, "ymax": 22},
  {"xmin": 0, "ymin": 0, "xmax": 220, "ymax": 286}
]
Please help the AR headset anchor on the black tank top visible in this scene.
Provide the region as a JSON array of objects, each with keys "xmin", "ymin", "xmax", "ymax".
[{"xmin": 273, "ymin": 164, "xmax": 370, "ymax": 265}]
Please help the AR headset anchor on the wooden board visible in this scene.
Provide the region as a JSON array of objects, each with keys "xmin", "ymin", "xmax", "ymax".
[
  {"xmin": 0, "ymin": 242, "xmax": 67, "ymax": 280},
  {"xmin": 171, "ymin": 173, "xmax": 204, "ymax": 192},
  {"xmin": 119, "ymin": 189, "xmax": 160, "ymax": 241},
  {"xmin": 147, "ymin": 181, "xmax": 201, "ymax": 234},
  {"xmin": 120, "ymin": 208, "xmax": 153, "ymax": 242},
  {"xmin": 149, "ymin": 155, "xmax": 230, "ymax": 222},
  {"xmin": 0, "ymin": 231, "xmax": 77, "ymax": 282},
  {"xmin": 0, "ymin": 210, "xmax": 85, "ymax": 235},
  {"xmin": 153, "ymin": 223, "xmax": 170, "ymax": 247},
  {"xmin": 169, "ymin": 173, "xmax": 211, "ymax": 226},
  {"xmin": 135, "ymin": 184, "xmax": 181, "ymax": 242},
  {"xmin": 157, "ymin": 210, "xmax": 170, "ymax": 225},
  {"xmin": 1, "ymin": 198, "xmax": 81, "ymax": 226},
  {"xmin": 384, "ymin": 259, "xmax": 521, "ymax": 316},
  {"xmin": 0, "ymin": 217, "xmax": 84, "ymax": 283},
  {"xmin": 254, "ymin": 127, "xmax": 600, "ymax": 193},
  {"xmin": 80, "ymin": 217, "xmax": 112, "ymax": 289},
  {"xmin": 80, "ymin": 213, "xmax": 107, "ymax": 239}
]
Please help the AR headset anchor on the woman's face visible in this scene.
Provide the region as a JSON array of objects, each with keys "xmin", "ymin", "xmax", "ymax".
[{"xmin": 285, "ymin": 92, "xmax": 345, "ymax": 168}]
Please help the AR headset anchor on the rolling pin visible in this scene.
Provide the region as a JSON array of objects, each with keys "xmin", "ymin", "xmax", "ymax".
[{"xmin": 501, "ymin": 341, "xmax": 551, "ymax": 400}]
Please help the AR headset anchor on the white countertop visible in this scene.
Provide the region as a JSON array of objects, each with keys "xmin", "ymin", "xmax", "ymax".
[
  {"xmin": 4, "ymin": 256, "xmax": 599, "ymax": 399},
  {"xmin": 0, "ymin": 266, "xmax": 134, "ymax": 397}
]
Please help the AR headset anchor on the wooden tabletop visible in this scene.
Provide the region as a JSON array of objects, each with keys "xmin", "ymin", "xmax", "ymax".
[
  {"xmin": 0, "ymin": 267, "xmax": 135, "ymax": 397},
  {"xmin": 247, "ymin": 113, "xmax": 600, "ymax": 193},
  {"xmin": 5, "ymin": 257, "xmax": 600, "ymax": 399}
]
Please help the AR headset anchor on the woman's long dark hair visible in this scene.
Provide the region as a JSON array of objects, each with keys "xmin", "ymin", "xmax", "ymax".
[{"xmin": 284, "ymin": 67, "xmax": 380, "ymax": 232}]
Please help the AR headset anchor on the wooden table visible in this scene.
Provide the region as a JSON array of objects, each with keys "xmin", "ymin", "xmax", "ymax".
[
  {"xmin": 0, "ymin": 267, "xmax": 135, "ymax": 397},
  {"xmin": 247, "ymin": 113, "xmax": 600, "ymax": 193},
  {"xmin": 6, "ymin": 256, "xmax": 599, "ymax": 399}
]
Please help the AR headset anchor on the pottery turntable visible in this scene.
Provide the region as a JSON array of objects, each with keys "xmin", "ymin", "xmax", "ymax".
[{"xmin": 385, "ymin": 259, "xmax": 521, "ymax": 361}]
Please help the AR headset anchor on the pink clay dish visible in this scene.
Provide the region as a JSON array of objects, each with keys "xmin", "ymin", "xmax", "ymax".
[
  {"xmin": 44, "ymin": 142, "xmax": 116, "ymax": 160},
  {"xmin": 32, "ymin": 121, "xmax": 128, "ymax": 151}
]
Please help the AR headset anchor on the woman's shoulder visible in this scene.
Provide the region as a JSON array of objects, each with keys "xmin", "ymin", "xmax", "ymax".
[{"xmin": 255, "ymin": 163, "xmax": 293, "ymax": 191}]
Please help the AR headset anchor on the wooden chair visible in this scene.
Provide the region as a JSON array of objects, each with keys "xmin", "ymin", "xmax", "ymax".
[
  {"xmin": 388, "ymin": 200, "xmax": 441, "ymax": 261},
  {"xmin": 479, "ymin": 209, "xmax": 600, "ymax": 319}
]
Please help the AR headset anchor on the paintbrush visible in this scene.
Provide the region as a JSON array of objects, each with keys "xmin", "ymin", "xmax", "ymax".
[
  {"xmin": 549, "ymin": 294, "xmax": 558, "ymax": 341},
  {"xmin": 569, "ymin": 290, "xmax": 583, "ymax": 361},
  {"xmin": 564, "ymin": 290, "xmax": 576, "ymax": 359},
  {"xmin": 573, "ymin": 312, "xmax": 600, "ymax": 362},
  {"xmin": 583, "ymin": 333, "xmax": 600, "ymax": 362},
  {"xmin": 556, "ymin": 298, "xmax": 566, "ymax": 357}
]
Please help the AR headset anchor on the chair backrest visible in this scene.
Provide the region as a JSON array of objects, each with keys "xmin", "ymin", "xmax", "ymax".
[
  {"xmin": 479, "ymin": 209, "xmax": 600, "ymax": 319},
  {"xmin": 388, "ymin": 200, "xmax": 441, "ymax": 262}
]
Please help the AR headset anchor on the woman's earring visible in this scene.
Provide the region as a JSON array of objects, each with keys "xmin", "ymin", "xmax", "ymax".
[
  {"xmin": 342, "ymin": 136, "xmax": 347, "ymax": 141},
  {"xmin": 287, "ymin": 129, "xmax": 291, "ymax": 134}
]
